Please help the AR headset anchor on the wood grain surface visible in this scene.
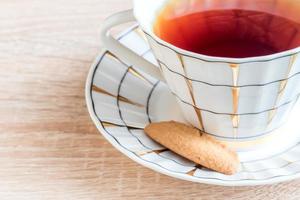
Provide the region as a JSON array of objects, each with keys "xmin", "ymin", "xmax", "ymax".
[{"xmin": 1, "ymin": 0, "xmax": 300, "ymax": 199}]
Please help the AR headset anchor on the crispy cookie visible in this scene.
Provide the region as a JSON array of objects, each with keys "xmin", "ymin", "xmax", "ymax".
[{"xmin": 144, "ymin": 121, "xmax": 240, "ymax": 175}]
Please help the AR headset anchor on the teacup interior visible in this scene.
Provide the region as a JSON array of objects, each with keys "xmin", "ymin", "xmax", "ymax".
[{"xmin": 134, "ymin": 0, "xmax": 300, "ymax": 57}]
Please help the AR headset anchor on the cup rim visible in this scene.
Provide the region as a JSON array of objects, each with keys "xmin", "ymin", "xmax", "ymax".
[
  {"xmin": 141, "ymin": 25, "xmax": 300, "ymax": 64},
  {"xmin": 134, "ymin": 11, "xmax": 300, "ymax": 64}
]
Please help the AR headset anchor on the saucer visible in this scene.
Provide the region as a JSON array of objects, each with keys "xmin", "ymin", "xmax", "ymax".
[{"xmin": 86, "ymin": 25, "xmax": 300, "ymax": 186}]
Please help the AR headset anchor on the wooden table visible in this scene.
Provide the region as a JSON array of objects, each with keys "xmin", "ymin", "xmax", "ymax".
[{"xmin": 1, "ymin": 0, "xmax": 300, "ymax": 199}]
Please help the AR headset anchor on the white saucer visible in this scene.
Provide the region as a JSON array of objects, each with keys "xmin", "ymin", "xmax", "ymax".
[{"xmin": 86, "ymin": 25, "xmax": 300, "ymax": 186}]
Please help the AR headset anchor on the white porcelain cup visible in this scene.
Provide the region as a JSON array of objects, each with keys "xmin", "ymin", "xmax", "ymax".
[{"xmin": 101, "ymin": 0, "xmax": 300, "ymax": 141}]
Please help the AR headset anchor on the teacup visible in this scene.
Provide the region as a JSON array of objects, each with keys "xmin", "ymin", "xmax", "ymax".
[{"xmin": 100, "ymin": 0, "xmax": 300, "ymax": 142}]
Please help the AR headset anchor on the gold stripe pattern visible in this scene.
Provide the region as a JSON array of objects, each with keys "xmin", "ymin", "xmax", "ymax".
[
  {"xmin": 101, "ymin": 121, "xmax": 142, "ymax": 130},
  {"xmin": 268, "ymin": 54, "xmax": 297, "ymax": 124},
  {"xmin": 186, "ymin": 168, "xmax": 198, "ymax": 176},
  {"xmin": 102, "ymin": 122, "xmax": 119, "ymax": 128},
  {"xmin": 128, "ymin": 67, "xmax": 153, "ymax": 86},
  {"xmin": 106, "ymin": 51, "xmax": 120, "ymax": 60},
  {"xmin": 281, "ymin": 157, "xmax": 293, "ymax": 164},
  {"xmin": 139, "ymin": 148, "xmax": 168, "ymax": 156},
  {"xmin": 157, "ymin": 61, "xmax": 164, "ymax": 72},
  {"xmin": 230, "ymin": 63, "xmax": 240, "ymax": 139},
  {"xmin": 92, "ymin": 85, "xmax": 144, "ymax": 107},
  {"xmin": 134, "ymin": 28, "xmax": 148, "ymax": 42},
  {"xmin": 186, "ymin": 165, "xmax": 202, "ymax": 176},
  {"xmin": 267, "ymin": 109, "xmax": 277, "ymax": 125},
  {"xmin": 106, "ymin": 52, "xmax": 153, "ymax": 86},
  {"xmin": 178, "ymin": 54, "xmax": 205, "ymax": 131},
  {"xmin": 102, "ymin": 122, "xmax": 140, "ymax": 129}
]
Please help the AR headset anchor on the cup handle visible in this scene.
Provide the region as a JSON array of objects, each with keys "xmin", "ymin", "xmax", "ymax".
[{"xmin": 100, "ymin": 9, "xmax": 165, "ymax": 81}]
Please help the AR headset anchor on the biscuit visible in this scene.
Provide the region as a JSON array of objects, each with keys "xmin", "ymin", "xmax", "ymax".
[{"xmin": 144, "ymin": 121, "xmax": 240, "ymax": 175}]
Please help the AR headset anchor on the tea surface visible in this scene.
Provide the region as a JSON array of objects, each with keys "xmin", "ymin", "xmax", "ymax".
[{"xmin": 154, "ymin": 8, "xmax": 300, "ymax": 58}]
